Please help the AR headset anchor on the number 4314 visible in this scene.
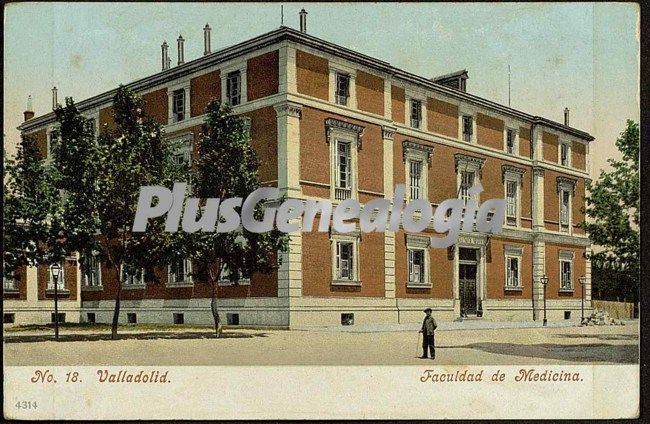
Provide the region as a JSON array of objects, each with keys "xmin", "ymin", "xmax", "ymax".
[{"xmin": 16, "ymin": 401, "xmax": 37, "ymax": 409}]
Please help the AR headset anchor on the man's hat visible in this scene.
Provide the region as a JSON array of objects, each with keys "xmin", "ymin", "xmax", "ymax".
[{"xmin": 424, "ymin": 308, "xmax": 432, "ymax": 313}]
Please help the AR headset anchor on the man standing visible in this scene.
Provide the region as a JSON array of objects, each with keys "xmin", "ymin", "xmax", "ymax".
[{"xmin": 420, "ymin": 308, "xmax": 437, "ymax": 359}]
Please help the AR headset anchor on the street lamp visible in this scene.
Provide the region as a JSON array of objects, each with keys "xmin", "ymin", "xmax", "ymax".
[
  {"xmin": 51, "ymin": 262, "xmax": 62, "ymax": 340},
  {"xmin": 579, "ymin": 275, "xmax": 587, "ymax": 324},
  {"xmin": 541, "ymin": 274, "xmax": 549, "ymax": 327}
]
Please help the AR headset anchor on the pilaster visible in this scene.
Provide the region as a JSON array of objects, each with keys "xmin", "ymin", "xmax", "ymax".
[
  {"xmin": 532, "ymin": 238, "xmax": 546, "ymax": 320},
  {"xmin": 274, "ymin": 100, "xmax": 303, "ymax": 304},
  {"xmin": 26, "ymin": 265, "xmax": 38, "ymax": 302},
  {"xmin": 382, "ymin": 125, "xmax": 396, "ymax": 298},
  {"xmin": 278, "ymin": 43, "xmax": 297, "ymax": 94},
  {"xmin": 532, "ymin": 166, "xmax": 545, "ymax": 232}
]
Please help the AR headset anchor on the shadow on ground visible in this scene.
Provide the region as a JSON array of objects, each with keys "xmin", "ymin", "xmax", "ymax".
[
  {"xmin": 553, "ymin": 333, "xmax": 638, "ymax": 341},
  {"xmin": 445, "ymin": 342, "xmax": 638, "ymax": 364},
  {"xmin": 3, "ymin": 331, "xmax": 268, "ymax": 344}
]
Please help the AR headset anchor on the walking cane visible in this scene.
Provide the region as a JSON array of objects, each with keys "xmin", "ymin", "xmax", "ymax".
[{"xmin": 416, "ymin": 331, "xmax": 421, "ymax": 357}]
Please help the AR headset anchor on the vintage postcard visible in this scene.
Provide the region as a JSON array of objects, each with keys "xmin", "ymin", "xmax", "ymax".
[{"xmin": 3, "ymin": 2, "xmax": 640, "ymax": 420}]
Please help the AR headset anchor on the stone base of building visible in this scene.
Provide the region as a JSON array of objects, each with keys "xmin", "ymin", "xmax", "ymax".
[
  {"xmin": 3, "ymin": 300, "xmax": 82, "ymax": 326},
  {"xmin": 4, "ymin": 297, "xmax": 593, "ymax": 328}
]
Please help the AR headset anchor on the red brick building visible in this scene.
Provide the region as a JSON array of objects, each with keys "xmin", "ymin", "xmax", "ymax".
[{"xmin": 5, "ymin": 19, "xmax": 593, "ymax": 327}]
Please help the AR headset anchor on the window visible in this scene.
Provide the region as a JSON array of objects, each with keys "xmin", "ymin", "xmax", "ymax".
[
  {"xmin": 560, "ymin": 189, "xmax": 570, "ymax": 232},
  {"xmin": 462, "ymin": 115, "xmax": 473, "ymax": 142},
  {"xmin": 560, "ymin": 142, "xmax": 569, "ymax": 166},
  {"xmin": 226, "ymin": 71, "xmax": 241, "ymax": 106},
  {"xmin": 127, "ymin": 313, "xmax": 137, "ymax": 324},
  {"xmin": 88, "ymin": 118, "xmax": 97, "ymax": 137},
  {"xmin": 506, "ymin": 129, "xmax": 516, "ymax": 154},
  {"xmin": 122, "ymin": 266, "xmax": 144, "ymax": 287},
  {"xmin": 172, "ymin": 89, "xmax": 185, "ymax": 122},
  {"xmin": 460, "ymin": 170, "xmax": 475, "ymax": 204},
  {"xmin": 410, "ymin": 99, "xmax": 422, "ymax": 129},
  {"xmin": 336, "ymin": 241, "xmax": 354, "ymax": 280},
  {"xmin": 47, "ymin": 263, "xmax": 65, "ymax": 291},
  {"xmin": 560, "ymin": 259, "xmax": 573, "ymax": 290},
  {"xmin": 51, "ymin": 313, "xmax": 66, "ymax": 323},
  {"xmin": 408, "ymin": 249, "xmax": 425, "ymax": 284},
  {"xmin": 227, "ymin": 313, "xmax": 240, "ymax": 325},
  {"xmin": 335, "ymin": 141, "xmax": 352, "ymax": 200},
  {"xmin": 504, "ymin": 245, "xmax": 523, "ymax": 290},
  {"xmin": 173, "ymin": 313, "xmax": 184, "ymax": 324},
  {"xmin": 86, "ymin": 313, "xmax": 96, "ymax": 323},
  {"xmin": 409, "ymin": 160, "xmax": 423, "ymax": 200},
  {"xmin": 169, "ymin": 258, "xmax": 191, "ymax": 285},
  {"xmin": 82, "ymin": 253, "xmax": 101, "ymax": 287},
  {"xmin": 4, "ymin": 270, "xmax": 17, "ymax": 291},
  {"xmin": 505, "ymin": 180, "xmax": 518, "ymax": 226},
  {"xmin": 48, "ymin": 129, "xmax": 60, "ymax": 157},
  {"xmin": 335, "ymin": 72, "xmax": 350, "ymax": 106},
  {"xmin": 506, "ymin": 256, "xmax": 520, "ymax": 288},
  {"xmin": 326, "ymin": 118, "xmax": 363, "ymax": 201},
  {"xmin": 4, "ymin": 313, "xmax": 16, "ymax": 324}
]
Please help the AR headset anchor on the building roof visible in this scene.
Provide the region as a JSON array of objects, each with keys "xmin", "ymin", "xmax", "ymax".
[
  {"xmin": 18, "ymin": 26, "xmax": 594, "ymax": 141},
  {"xmin": 431, "ymin": 69, "xmax": 468, "ymax": 83}
]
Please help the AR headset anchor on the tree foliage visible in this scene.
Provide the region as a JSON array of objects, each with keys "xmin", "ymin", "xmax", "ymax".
[
  {"xmin": 187, "ymin": 100, "xmax": 289, "ymax": 337},
  {"xmin": 582, "ymin": 120, "xmax": 639, "ymax": 300}
]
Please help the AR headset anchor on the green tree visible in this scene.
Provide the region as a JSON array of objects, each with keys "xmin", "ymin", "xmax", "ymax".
[
  {"xmin": 187, "ymin": 100, "xmax": 288, "ymax": 337},
  {"xmin": 93, "ymin": 86, "xmax": 186, "ymax": 339},
  {"xmin": 582, "ymin": 120, "xmax": 639, "ymax": 305},
  {"xmin": 3, "ymin": 134, "xmax": 61, "ymax": 278}
]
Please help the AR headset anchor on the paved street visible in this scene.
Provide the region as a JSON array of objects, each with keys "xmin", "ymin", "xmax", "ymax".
[{"xmin": 4, "ymin": 321, "xmax": 638, "ymax": 366}]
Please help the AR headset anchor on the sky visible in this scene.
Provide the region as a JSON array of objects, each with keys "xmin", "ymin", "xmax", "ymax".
[{"xmin": 3, "ymin": 2, "xmax": 639, "ymax": 179}]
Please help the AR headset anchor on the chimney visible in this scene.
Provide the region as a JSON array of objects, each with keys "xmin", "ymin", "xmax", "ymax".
[
  {"xmin": 161, "ymin": 41, "xmax": 170, "ymax": 70},
  {"xmin": 177, "ymin": 34, "xmax": 185, "ymax": 66},
  {"xmin": 52, "ymin": 86, "xmax": 58, "ymax": 110},
  {"xmin": 23, "ymin": 95, "xmax": 34, "ymax": 122},
  {"xmin": 299, "ymin": 9, "xmax": 307, "ymax": 33},
  {"xmin": 564, "ymin": 107, "xmax": 570, "ymax": 126},
  {"xmin": 203, "ymin": 24, "xmax": 211, "ymax": 56}
]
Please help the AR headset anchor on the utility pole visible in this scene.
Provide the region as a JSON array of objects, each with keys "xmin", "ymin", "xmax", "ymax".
[{"xmin": 281, "ymin": 5, "xmax": 284, "ymax": 26}]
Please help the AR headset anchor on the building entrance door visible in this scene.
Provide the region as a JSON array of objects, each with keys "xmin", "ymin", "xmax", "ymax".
[{"xmin": 459, "ymin": 248, "xmax": 479, "ymax": 317}]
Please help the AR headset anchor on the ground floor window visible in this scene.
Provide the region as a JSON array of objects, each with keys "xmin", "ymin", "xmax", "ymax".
[
  {"xmin": 82, "ymin": 253, "xmax": 101, "ymax": 287},
  {"xmin": 47, "ymin": 263, "xmax": 65, "ymax": 290},
  {"xmin": 331, "ymin": 234, "xmax": 360, "ymax": 285},
  {"xmin": 169, "ymin": 258, "xmax": 192, "ymax": 285},
  {"xmin": 122, "ymin": 266, "xmax": 144, "ymax": 287},
  {"xmin": 3, "ymin": 270, "xmax": 17, "ymax": 291},
  {"xmin": 504, "ymin": 245, "xmax": 523, "ymax": 290},
  {"xmin": 559, "ymin": 251, "xmax": 574, "ymax": 291}
]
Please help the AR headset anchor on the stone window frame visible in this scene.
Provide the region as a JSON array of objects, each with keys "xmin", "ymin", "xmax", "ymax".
[
  {"xmin": 328, "ymin": 61, "xmax": 357, "ymax": 109},
  {"xmin": 454, "ymin": 153, "xmax": 485, "ymax": 204},
  {"xmin": 47, "ymin": 262, "xmax": 68, "ymax": 293},
  {"xmin": 502, "ymin": 165, "xmax": 525, "ymax": 228},
  {"xmin": 503, "ymin": 245, "xmax": 523, "ymax": 291},
  {"xmin": 220, "ymin": 61, "xmax": 248, "ymax": 108},
  {"xmin": 558, "ymin": 250, "xmax": 575, "ymax": 292},
  {"xmin": 559, "ymin": 140, "xmax": 572, "ymax": 167},
  {"xmin": 3, "ymin": 269, "xmax": 18, "ymax": 292},
  {"xmin": 406, "ymin": 234, "xmax": 432, "ymax": 288},
  {"xmin": 459, "ymin": 111, "xmax": 476, "ymax": 144},
  {"xmin": 168, "ymin": 257, "xmax": 193, "ymax": 287},
  {"xmin": 557, "ymin": 176, "xmax": 576, "ymax": 234},
  {"xmin": 218, "ymin": 232, "xmax": 251, "ymax": 286},
  {"xmin": 326, "ymin": 118, "xmax": 364, "ymax": 202},
  {"xmin": 81, "ymin": 251, "xmax": 103, "ymax": 290},
  {"xmin": 404, "ymin": 87, "xmax": 427, "ymax": 131},
  {"xmin": 330, "ymin": 231, "xmax": 361, "ymax": 286},
  {"xmin": 121, "ymin": 264, "xmax": 146, "ymax": 289},
  {"xmin": 402, "ymin": 141, "xmax": 433, "ymax": 201},
  {"xmin": 504, "ymin": 127, "xmax": 519, "ymax": 155},
  {"xmin": 167, "ymin": 79, "xmax": 191, "ymax": 125}
]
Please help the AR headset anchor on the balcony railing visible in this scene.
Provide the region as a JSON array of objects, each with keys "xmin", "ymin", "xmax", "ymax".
[{"xmin": 335, "ymin": 187, "xmax": 351, "ymax": 200}]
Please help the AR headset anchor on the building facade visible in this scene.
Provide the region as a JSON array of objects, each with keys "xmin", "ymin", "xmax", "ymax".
[{"xmin": 5, "ymin": 22, "xmax": 594, "ymax": 327}]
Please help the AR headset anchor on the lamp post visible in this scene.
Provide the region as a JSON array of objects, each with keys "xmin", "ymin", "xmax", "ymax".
[
  {"xmin": 541, "ymin": 274, "xmax": 549, "ymax": 327},
  {"xmin": 51, "ymin": 262, "xmax": 62, "ymax": 340},
  {"xmin": 579, "ymin": 275, "xmax": 587, "ymax": 324}
]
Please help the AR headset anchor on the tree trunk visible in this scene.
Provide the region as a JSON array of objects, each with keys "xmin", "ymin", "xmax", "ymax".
[
  {"xmin": 210, "ymin": 282, "xmax": 222, "ymax": 338},
  {"xmin": 208, "ymin": 264, "xmax": 222, "ymax": 338},
  {"xmin": 111, "ymin": 265, "xmax": 123, "ymax": 340}
]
